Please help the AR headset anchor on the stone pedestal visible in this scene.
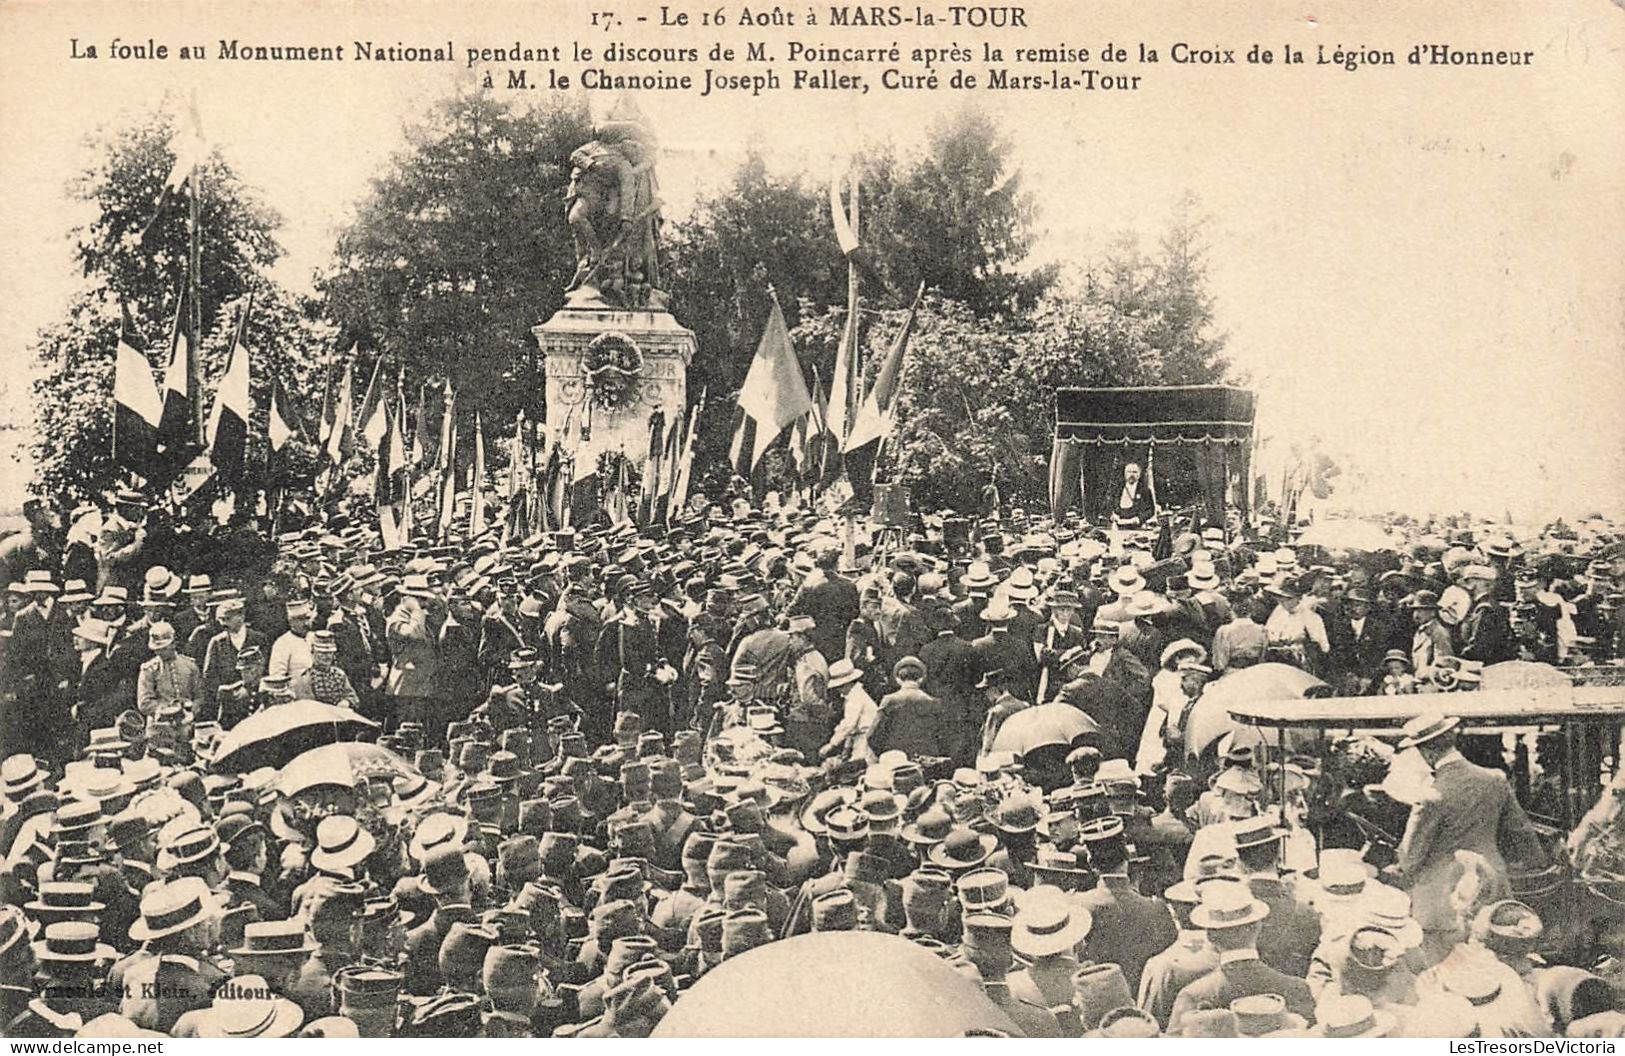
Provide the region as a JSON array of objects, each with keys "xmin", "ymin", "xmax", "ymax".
[{"xmin": 534, "ymin": 308, "xmax": 695, "ymax": 472}]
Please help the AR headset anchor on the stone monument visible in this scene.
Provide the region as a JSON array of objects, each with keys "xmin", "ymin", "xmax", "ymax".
[{"xmin": 534, "ymin": 96, "xmax": 694, "ymax": 475}]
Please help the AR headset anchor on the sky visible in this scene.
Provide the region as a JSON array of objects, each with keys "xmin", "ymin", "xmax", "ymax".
[{"xmin": 2, "ymin": 0, "xmax": 1621, "ymax": 521}]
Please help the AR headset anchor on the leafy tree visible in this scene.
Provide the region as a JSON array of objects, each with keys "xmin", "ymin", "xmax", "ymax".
[
  {"xmin": 319, "ymin": 88, "xmax": 590, "ymax": 425},
  {"xmin": 665, "ymin": 149, "xmax": 851, "ymax": 471},
  {"xmin": 668, "ymin": 107, "xmax": 1057, "ymax": 481},
  {"xmin": 29, "ymin": 106, "xmax": 286, "ymax": 505},
  {"xmin": 1145, "ymin": 192, "xmax": 1230, "ymax": 383},
  {"xmin": 863, "ymin": 105, "xmax": 1055, "ymax": 318},
  {"xmin": 69, "ymin": 106, "xmax": 283, "ymax": 329}
]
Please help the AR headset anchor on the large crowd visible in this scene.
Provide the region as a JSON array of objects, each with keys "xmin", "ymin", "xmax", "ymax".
[{"xmin": 0, "ymin": 486, "xmax": 1622, "ymax": 1037}]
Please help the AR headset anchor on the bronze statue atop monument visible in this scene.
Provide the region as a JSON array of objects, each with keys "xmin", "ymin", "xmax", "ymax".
[
  {"xmin": 563, "ymin": 96, "xmax": 667, "ymax": 310},
  {"xmin": 536, "ymin": 95, "xmax": 695, "ymax": 482}
]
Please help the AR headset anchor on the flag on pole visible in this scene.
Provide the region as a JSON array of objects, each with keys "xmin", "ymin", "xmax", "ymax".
[
  {"xmin": 409, "ymin": 380, "xmax": 431, "ymax": 467},
  {"xmin": 1049, "ymin": 439, "xmax": 1081, "ymax": 524},
  {"xmin": 504, "ymin": 411, "xmax": 531, "ymax": 545},
  {"xmin": 469, "ymin": 411, "xmax": 488, "ymax": 537},
  {"xmin": 155, "ymin": 293, "xmax": 193, "ymax": 479},
  {"xmin": 396, "ymin": 380, "xmax": 414, "ymax": 541},
  {"xmin": 637, "ymin": 410, "xmax": 666, "ymax": 526},
  {"xmin": 792, "ymin": 366, "xmax": 834, "ymax": 479},
  {"xmin": 138, "ymin": 96, "xmax": 208, "ymax": 241},
  {"xmin": 844, "ymin": 283, "xmax": 922, "ymax": 454},
  {"xmin": 655, "ymin": 409, "xmax": 684, "ymax": 523},
  {"xmin": 164, "ymin": 96, "xmax": 208, "ymax": 193},
  {"xmin": 669, "ymin": 388, "xmax": 705, "ymax": 516},
  {"xmin": 325, "ymin": 358, "xmax": 354, "ymax": 465},
  {"xmin": 543, "ymin": 406, "xmax": 574, "ymax": 532},
  {"xmin": 113, "ymin": 306, "xmax": 164, "ymax": 483},
  {"xmin": 206, "ymin": 298, "xmax": 253, "ymax": 483},
  {"xmin": 604, "ymin": 453, "xmax": 632, "ymax": 527},
  {"xmin": 735, "ymin": 293, "xmax": 812, "ymax": 474},
  {"xmin": 268, "ymin": 378, "xmax": 295, "ymax": 453},
  {"xmin": 843, "ymin": 283, "xmax": 923, "ymax": 505},
  {"xmin": 316, "ymin": 353, "xmax": 338, "ymax": 449},
  {"xmin": 376, "ymin": 388, "xmax": 411, "ymax": 549},
  {"xmin": 827, "ymin": 166, "xmax": 863, "ymax": 448},
  {"xmin": 355, "ymin": 355, "xmax": 388, "ymax": 449},
  {"xmin": 728, "ymin": 409, "xmax": 757, "ymax": 480},
  {"xmin": 830, "ymin": 165, "xmax": 860, "ymax": 258},
  {"xmin": 436, "ymin": 383, "xmax": 458, "ymax": 539}
]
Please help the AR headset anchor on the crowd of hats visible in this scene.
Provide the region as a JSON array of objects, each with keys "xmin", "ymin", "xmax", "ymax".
[{"xmin": 0, "ymin": 491, "xmax": 1621, "ymax": 1038}]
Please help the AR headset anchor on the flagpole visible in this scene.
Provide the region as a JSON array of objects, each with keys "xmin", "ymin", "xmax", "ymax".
[
  {"xmin": 188, "ymin": 92, "xmax": 204, "ymax": 448},
  {"xmin": 842, "ymin": 169, "xmax": 861, "ymax": 570}
]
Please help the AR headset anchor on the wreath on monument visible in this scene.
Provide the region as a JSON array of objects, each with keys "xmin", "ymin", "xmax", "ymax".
[{"xmin": 582, "ymin": 332, "xmax": 645, "ymax": 411}]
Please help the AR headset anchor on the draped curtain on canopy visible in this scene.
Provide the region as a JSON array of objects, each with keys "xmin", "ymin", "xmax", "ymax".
[{"xmin": 1049, "ymin": 385, "xmax": 1256, "ymax": 527}]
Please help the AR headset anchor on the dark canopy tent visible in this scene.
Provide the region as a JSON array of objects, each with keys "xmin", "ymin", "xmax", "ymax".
[{"xmin": 1050, "ymin": 385, "xmax": 1256, "ymax": 527}]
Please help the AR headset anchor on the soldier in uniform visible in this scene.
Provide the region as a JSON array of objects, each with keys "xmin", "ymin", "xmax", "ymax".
[
  {"xmin": 477, "ymin": 578, "xmax": 529, "ymax": 686},
  {"xmin": 613, "ymin": 579, "xmax": 664, "ymax": 734}
]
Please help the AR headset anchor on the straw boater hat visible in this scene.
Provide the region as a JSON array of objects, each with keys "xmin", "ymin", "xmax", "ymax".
[
  {"xmin": 129, "ymin": 877, "xmax": 223, "ymax": 942},
  {"xmin": 194, "ymin": 974, "xmax": 306, "ymax": 1039},
  {"xmin": 1011, "ymin": 888, "xmax": 1092, "ymax": 959},
  {"xmin": 31, "ymin": 922, "xmax": 116, "ymax": 967},
  {"xmin": 929, "ymin": 827, "xmax": 998, "ymax": 871},
  {"xmin": 230, "ymin": 920, "xmax": 318, "ymax": 964},
  {"xmin": 1, "ymin": 754, "xmax": 47, "ymax": 798},
  {"xmin": 310, "ymin": 815, "xmax": 377, "ymax": 875},
  {"xmin": 1108, "ymin": 565, "xmax": 1146, "ymax": 597},
  {"xmin": 1189, "ymin": 878, "xmax": 1270, "ymax": 931},
  {"xmin": 1126, "ymin": 591, "xmax": 1165, "ymax": 618},
  {"xmin": 1312, "ymin": 994, "xmax": 1397, "ymax": 1039},
  {"xmin": 827, "ymin": 658, "xmax": 864, "ymax": 692},
  {"xmin": 23, "ymin": 883, "xmax": 105, "ymax": 925},
  {"xmin": 1231, "ymin": 993, "xmax": 1307, "ymax": 1037},
  {"xmin": 1397, "ymin": 710, "xmax": 1460, "ymax": 749}
]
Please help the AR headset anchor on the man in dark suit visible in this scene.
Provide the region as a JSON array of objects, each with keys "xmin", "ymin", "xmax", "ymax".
[
  {"xmin": 72, "ymin": 619, "xmax": 124, "ymax": 740},
  {"xmin": 953, "ymin": 561, "xmax": 999, "ymax": 641},
  {"xmin": 880, "ymin": 572, "xmax": 932, "ymax": 663},
  {"xmin": 170, "ymin": 576, "xmax": 213, "ymax": 654},
  {"xmin": 435, "ymin": 590, "xmax": 484, "ymax": 738},
  {"xmin": 1394, "ymin": 710, "xmax": 1542, "ymax": 961},
  {"xmin": 919, "ymin": 605, "xmax": 983, "ymax": 765},
  {"xmin": 1110, "ymin": 462, "xmax": 1158, "ymax": 528},
  {"xmin": 1074, "ymin": 817, "xmax": 1176, "ymax": 995},
  {"xmin": 6, "ymin": 581, "xmax": 53, "ymax": 754},
  {"xmin": 183, "ymin": 591, "xmax": 223, "ymax": 664},
  {"xmin": 788, "ymin": 549, "xmax": 859, "ymax": 663},
  {"xmin": 478, "ymin": 582, "xmax": 530, "ymax": 686},
  {"xmin": 1062, "ymin": 620, "xmax": 1151, "ymax": 761},
  {"xmin": 1167, "ymin": 878, "xmax": 1316, "ymax": 1031},
  {"xmin": 1458, "ymin": 565, "xmax": 1516, "ymax": 664},
  {"xmin": 1231, "ymin": 815, "xmax": 1321, "ymax": 978},
  {"xmin": 866, "ymin": 656, "xmax": 955, "ymax": 761},
  {"xmin": 1032, "ymin": 589, "xmax": 1089, "ymax": 704},
  {"xmin": 1341, "ymin": 587, "xmax": 1397, "ymax": 692},
  {"xmin": 327, "ymin": 575, "xmax": 384, "ymax": 709},
  {"xmin": 200, "ymin": 598, "xmax": 266, "ymax": 724},
  {"xmin": 972, "ymin": 600, "xmax": 1038, "ymax": 707}
]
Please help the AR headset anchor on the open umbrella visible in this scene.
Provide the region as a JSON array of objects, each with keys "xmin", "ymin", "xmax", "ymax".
[
  {"xmin": 1184, "ymin": 662, "xmax": 1327, "ymax": 759},
  {"xmin": 653, "ymin": 931, "xmax": 1022, "ymax": 1037},
  {"xmin": 990, "ymin": 702, "xmax": 1100, "ymax": 758},
  {"xmin": 1293, "ymin": 519, "xmax": 1397, "ymax": 552},
  {"xmin": 1481, "ymin": 660, "xmax": 1571, "ymax": 692},
  {"xmin": 279, "ymin": 742, "xmax": 418, "ymax": 797},
  {"xmin": 209, "ymin": 700, "xmax": 378, "ymax": 772}
]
